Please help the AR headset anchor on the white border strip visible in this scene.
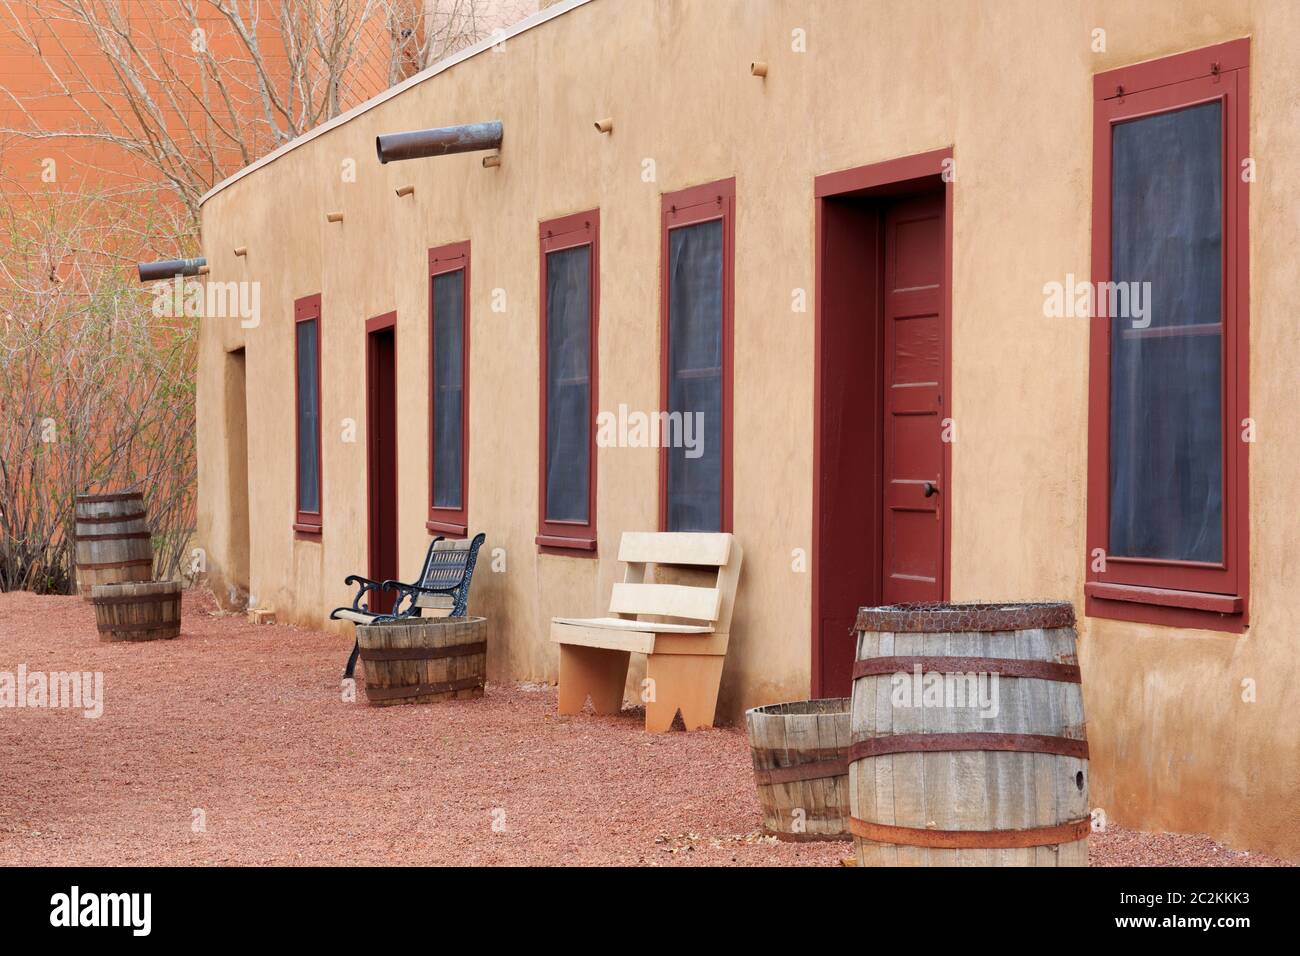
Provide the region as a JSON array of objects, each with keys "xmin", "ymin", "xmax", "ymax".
[{"xmin": 198, "ymin": 0, "xmax": 594, "ymax": 208}]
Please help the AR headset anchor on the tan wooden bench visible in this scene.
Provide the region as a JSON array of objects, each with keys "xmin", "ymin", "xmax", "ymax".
[{"xmin": 551, "ymin": 532, "xmax": 742, "ymax": 732}]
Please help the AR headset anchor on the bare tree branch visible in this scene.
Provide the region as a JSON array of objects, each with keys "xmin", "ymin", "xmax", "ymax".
[{"xmin": 0, "ymin": 0, "xmax": 536, "ymax": 223}]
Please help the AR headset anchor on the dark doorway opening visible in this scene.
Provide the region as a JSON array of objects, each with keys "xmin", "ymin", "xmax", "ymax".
[
  {"xmin": 366, "ymin": 315, "xmax": 399, "ymax": 614},
  {"xmin": 225, "ymin": 347, "xmax": 250, "ymax": 603}
]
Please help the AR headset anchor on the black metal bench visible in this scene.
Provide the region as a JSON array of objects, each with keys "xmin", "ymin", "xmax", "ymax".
[{"xmin": 330, "ymin": 532, "xmax": 486, "ymax": 678}]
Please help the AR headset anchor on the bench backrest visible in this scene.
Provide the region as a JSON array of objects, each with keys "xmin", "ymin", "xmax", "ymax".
[
  {"xmin": 415, "ymin": 534, "xmax": 485, "ymax": 612},
  {"xmin": 609, "ymin": 532, "xmax": 743, "ymax": 633}
]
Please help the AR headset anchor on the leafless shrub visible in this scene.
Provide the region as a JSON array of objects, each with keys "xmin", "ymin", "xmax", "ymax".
[{"xmin": 0, "ymin": 189, "xmax": 196, "ymax": 592}]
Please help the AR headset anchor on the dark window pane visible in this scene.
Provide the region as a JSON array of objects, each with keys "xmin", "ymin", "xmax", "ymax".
[
  {"xmin": 1109, "ymin": 101, "xmax": 1222, "ymax": 562},
  {"xmin": 432, "ymin": 270, "xmax": 464, "ymax": 509},
  {"xmin": 545, "ymin": 245, "xmax": 591, "ymax": 523},
  {"xmin": 666, "ymin": 219, "xmax": 723, "ymax": 532},
  {"xmin": 295, "ymin": 318, "xmax": 320, "ymax": 514}
]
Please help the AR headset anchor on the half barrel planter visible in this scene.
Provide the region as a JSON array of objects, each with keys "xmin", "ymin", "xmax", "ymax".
[
  {"xmin": 850, "ymin": 602, "xmax": 1089, "ymax": 866},
  {"xmin": 75, "ymin": 492, "xmax": 153, "ymax": 597},
  {"xmin": 746, "ymin": 698, "xmax": 851, "ymax": 841},
  {"xmin": 90, "ymin": 581, "xmax": 182, "ymax": 642},
  {"xmin": 356, "ymin": 616, "xmax": 487, "ymax": 707}
]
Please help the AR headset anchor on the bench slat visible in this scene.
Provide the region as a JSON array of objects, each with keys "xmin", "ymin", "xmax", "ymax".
[
  {"xmin": 414, "ymin": 594, "xmax": 455, "ymax": 611},
  {"xmin": 609, "ymin": 582, "xmax": 721, "ymax": 621},
  {"xmin": 551, "ymin": 616, "xmax": 714, "ymax": 634},
  {"xmin": 551, "ymin": 621, "xmax": 656, "ymax": 654},
  {"xmin": 617, "ymin": 532, "xmax": 732, "ymax": 566}
]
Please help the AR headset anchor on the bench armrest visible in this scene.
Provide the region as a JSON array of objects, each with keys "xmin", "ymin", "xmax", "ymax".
[
  {"xmin": 341, "ymin": 574, "xmax": 390, "ymax": 613},
  {"xmin": 374, "ymin": 579, "xmax": 423, "ymax": 619}
]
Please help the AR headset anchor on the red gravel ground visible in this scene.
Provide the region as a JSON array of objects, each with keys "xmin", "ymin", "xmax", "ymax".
[{"xmin": 0, "ymin": 589, "xmax": 1291, "ymax": 867}]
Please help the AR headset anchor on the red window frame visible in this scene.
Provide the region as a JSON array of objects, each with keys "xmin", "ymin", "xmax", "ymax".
[
  {"xmin": 1086, "ymin": 39, "xmax": 1249, "ymax": 632},
  {"xmin": 659, "ymin": 177, "xmax": 735, "ymax": 533},
  {"xmin": 537, "ymin": 210, "xmax": 599, "ymax": 555},
  {"xmin": 427, "ymin": 240, "xmax": 470, "ymax": 537},
  {"xmin": 292, "ymin": 291, "xmax": 322, "ymax": 538}
]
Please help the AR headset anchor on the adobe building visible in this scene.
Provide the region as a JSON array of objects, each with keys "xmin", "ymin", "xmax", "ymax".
[{"xmin": 194, "ymin": 0, "xmax": 1300, "ymax": 859}]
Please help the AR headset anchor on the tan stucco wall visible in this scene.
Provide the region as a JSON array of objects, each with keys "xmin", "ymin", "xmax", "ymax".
[{"xmin": 197, "ymin": 0, "xmax": 1300, "ymax": 859}]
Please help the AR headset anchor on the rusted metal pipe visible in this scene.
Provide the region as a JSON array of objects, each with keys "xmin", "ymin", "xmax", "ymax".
[
  {"xmin": 137, "ymin": 257, "xmax": 206, "ymax": 282},
  {"xmin": 375, "ymin": 120, "xmax": 503, "ymax": 164}
]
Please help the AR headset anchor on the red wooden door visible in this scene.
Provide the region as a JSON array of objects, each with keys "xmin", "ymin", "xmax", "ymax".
[
  {"xmin": 367, "ymin": 323, "xmax": 399, "ymax": 614},
  {"xmin": 881, "ymin": 194, "xmax": 945, "ymax": 603}
]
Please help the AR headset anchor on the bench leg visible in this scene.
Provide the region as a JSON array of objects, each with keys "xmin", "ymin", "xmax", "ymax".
[
  {"xmin": 644, "ymin": 653, "xmax": 725, "ymax": 732},
  {"xmin": 557, "ymin": 644, "xmax": 630, "ymax": 716},
  {"xmin": 344, "ymin": 636, "xmax": 361, "ymax": 679}
]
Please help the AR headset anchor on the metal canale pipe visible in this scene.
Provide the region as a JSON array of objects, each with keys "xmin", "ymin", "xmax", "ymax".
[
  {"xmin": 375, "ymin": 120, "xmax": 503, "ymax": 164},
  {"xmin": 137, "ymin": 258, "xmax": 206, "ymax": 282}
]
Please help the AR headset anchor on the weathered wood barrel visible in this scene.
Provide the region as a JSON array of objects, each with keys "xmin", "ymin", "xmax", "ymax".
[
  {"xmin": 850, "ymin": 602, "xmax": 1089, "ymax": 866},
  {"xmin": 75, "ymin": 492, "xmax": 153, "ymax": 596},
  {"xmin": 90, "ymin": 580, "xmax": 181, "ymax": 642},
  {"xmin": 356, "ymin": 616, "xmax": 487, "ymax": 707},
  {"xmin": 745, "ymin": 698, "xmax": 851, "ymax": 841}
]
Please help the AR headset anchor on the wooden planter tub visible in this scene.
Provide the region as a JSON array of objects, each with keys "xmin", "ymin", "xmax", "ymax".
[
  {"xmin": 850, "ymin": 602, "xmax": 1089, "ymax": 867},
  {"xmin": 90, "ymin": 580, "xmax": 181, "ymax": 642},
  {"xmin": 745, "ymin": 698, "xmax": 851, "ymax": 841},
  {"xmin": 75, "ymin": 492, "xmax": 153, "ymax": 597},
  {"xmin": 356, "ymin": 616, "xmax": 487, "ymax": 707}
]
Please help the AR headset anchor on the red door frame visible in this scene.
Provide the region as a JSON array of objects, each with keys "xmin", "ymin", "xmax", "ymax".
[
  {"xmin": 366, "ymin": 311, "xmax": 398, "ymax": 613},
  {"xmin": 811, "ymin": 148, "xmax": 953, "ymax": 698}
]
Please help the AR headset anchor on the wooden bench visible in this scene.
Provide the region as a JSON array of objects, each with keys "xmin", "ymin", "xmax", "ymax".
[
  {"xmin": 331, "ymin": 533, "xmax": 485, "ymax": 678},
  {"xmin": 551, "ymin": 531, "xmax": 742, "ymax": 732}
]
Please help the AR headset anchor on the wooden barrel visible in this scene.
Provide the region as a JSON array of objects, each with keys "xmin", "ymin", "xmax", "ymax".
[
  {"xmin": 90, "ymin": 580, "xmax": 181, "ymax": 642},
  {"xmin": 356, "ymin": 616, "xmax": 487, "ymax": 707},
  {"xmin": 75, "ymin": 492, "xmax": 153, "ymax": 597},
  {"xmin": 850, "ymin": 602, "xmax": 1089, "ymax": 866},
  {"xmin": 745, "ymin": 698, "xmax": 851, "ymax": 841}
]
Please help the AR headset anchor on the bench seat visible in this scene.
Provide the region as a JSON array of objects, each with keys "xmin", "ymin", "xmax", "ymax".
[
  {"xmin": 551, "ymin": 617, "xmax": 722, "ymax": 656},
  {"xmin": 332, "ymin": 608, "xmax": 376, "ymax": 625}
]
